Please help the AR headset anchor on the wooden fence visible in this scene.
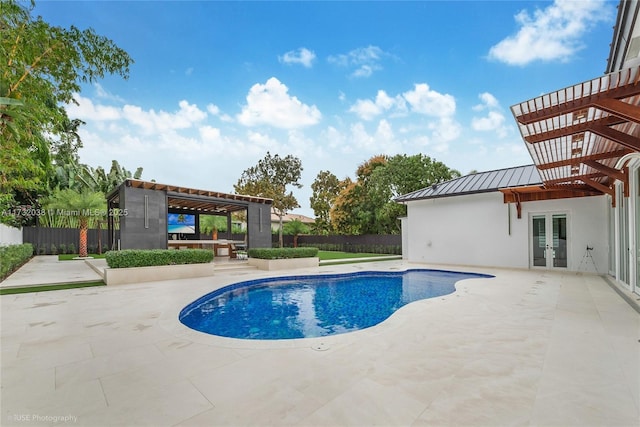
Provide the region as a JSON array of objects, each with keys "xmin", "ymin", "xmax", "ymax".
[
  {"xmin": 22, "ymin": 227, "xmax": 401, "ymax": 255},
  {"xmin": 23, "ymin": 227, "xmax": 116, "ymax": 255},
  {"xmin": 274, "ymin": 234, "xmax": 402, "ymax": 254}
]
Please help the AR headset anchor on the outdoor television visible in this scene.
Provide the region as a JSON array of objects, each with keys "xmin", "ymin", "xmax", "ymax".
[{"xmin": 167, "ymin": 213, "xmax": 196, "ymax": 234}]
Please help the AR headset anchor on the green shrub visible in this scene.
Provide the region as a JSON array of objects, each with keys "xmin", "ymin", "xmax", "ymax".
[
  {"xmin": 105, "ymin": 249, "xmax": 214, "ymax": 268},
  {"xmin": 247, "ymin": 247, "xmax": 318, "ymax": 259},
  {"xmin": 0, "ymin": 243, "xmax": 34, "ymax": 280}
]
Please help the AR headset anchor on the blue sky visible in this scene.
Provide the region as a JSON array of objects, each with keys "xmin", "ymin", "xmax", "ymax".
[{"xmin": 35, "ymin": 0, "xmax": 617, "ymax": 217}]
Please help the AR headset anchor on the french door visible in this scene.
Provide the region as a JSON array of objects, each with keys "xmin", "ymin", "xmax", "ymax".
[{"xmin": 531, "ymin": 213, "xmax": 568, "ymax": 269}]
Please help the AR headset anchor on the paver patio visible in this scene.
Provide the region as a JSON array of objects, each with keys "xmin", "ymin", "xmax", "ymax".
[{"xmin": 1, "ymin": 260, "xmax": 638, "ymax": 426}]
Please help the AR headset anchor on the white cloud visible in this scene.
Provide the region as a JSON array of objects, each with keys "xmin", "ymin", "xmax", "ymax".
[
  {"xmin": 322, "ymin": 126, "xmax": 347, "ymax": 151},
  {"xmin": 349, "ymin": 90, "xmax": 404, "ymax": 121},
  {"xmin": 470, "ymin": 92, "xmax": 510, "ymax": 138},
  {"xmin": 199, "ymin": 125, "xmax": 221, "ymax": 142},
  {"xmin": 67, "ymin": 94, "xmax": 121, "ymax": 121},
  {"xmin": 236, "ymin": 77, "xmax": 322, "ymax": 129},
  {"xmin": 347, "ymin": 84, "xmax": 459, "ymax": 151},
  {"xmin": 206, "ymin": 103, "xmax": 234, "ymax": 122},
  {"xmin": 353, "ymin": 65, "xmax": 375, "ymax": 78},
  {"xmin": 472, "ymin": 92, "xmax": 500, "ymax": 111},
  {"xmin": 428, "ymin": 117, "xmax": 461, "ymax": 143},
  {"xmin": 376, "ymin": 119, "xmax": 394, "ymax": 142},
  {"xmin": 206, "ymin": 104, "xmax": 220, "ymax": 115},
  {"xmin": 279, "ymin": 48, "xmax": 316, "ymax": 68},
  {"xmin": 403, "ymin": 83, "xmax": 456, "ymax": 117},
  {"xmin": 330, "ymin": 120, "xmax": 404, "ymax": 155},
  {"xmin": 93, "ymin": 83, "xmax": 125, "ymax": 103},
  {"xmin": 488, "ymin": 0, "xmax": 610, "ymax": 66},
  {"xmin": 245, "ymin": 130, "xmax": 282, "ymax": 153},
  {"xmin": 328, "ymin": 45, "xmax": 390, "ymax": 78},
  {"xmin": 122, "ymin": 100, "xmax": 207, "ymax": 134},
  {"xmin": 472, "ymin": 111, "xmax": 506, "ymax": 132}
]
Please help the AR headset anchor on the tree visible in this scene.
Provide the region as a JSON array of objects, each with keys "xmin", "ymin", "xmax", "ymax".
[
  {"xmin": 330, "ymin": 154, "xmax": 460, "ymax": 235},
  {"xmin": 43, "ymin": 189, "xmax": 105, "ymax": 257},
  {"xmin": 330, "ymin": 178, "xmax": 362, "ymax": 235},
  {"xmin": 200, "ymin": 215, "xmax": 227, "ymax": 234},
  {"xmin": 310, "ymin": 170, "xmax": 344, "ymax": 234},
  {"xmin": 1, "ymin": 0, "xmax": 133, "ymax": 223},
  {"xmin": 79, "ymin": 160, "xmax": 143, "ymax": 194},
  {"xmin": 234, "ymin": 152, "xmax": 303, "ymax": 247},
  {"xmin": 283, "ymin": 219, "xmax": 310, "ymax": 247},
  {"xmin": 52, "ymin": 159, "xmax": 144, "ymax": 195},
  {"xmin": 330, "ymin": 156, "xmax": 389, "ymax": 235}
]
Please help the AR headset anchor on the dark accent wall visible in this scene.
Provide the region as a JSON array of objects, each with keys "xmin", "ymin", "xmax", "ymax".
[
  {"xmin": 246, "ymin": 203, "xmax": 271, "ymax": 249},
  {"xmin": 119, "ymin": 186, "xmax": 167, "ymax": 249}
]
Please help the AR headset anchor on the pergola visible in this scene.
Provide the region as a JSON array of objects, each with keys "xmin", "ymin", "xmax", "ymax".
[
  {"xmin": 106, "ymin": 179, "xmax": 273, "ymax": 250},
  {"xmin": 109, "ymin": 179, "xmax": 271, "ymax": 213},
  {"xmin": 504, "ymin": 65, "xmax": 640, "ymax": 212}
]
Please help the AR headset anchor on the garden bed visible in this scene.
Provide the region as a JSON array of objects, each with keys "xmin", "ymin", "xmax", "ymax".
[
  {"xmin": 247, "ymin": 257, "xmax": 319, "ymax": 271},
  {"xmin": 104, "ymin": 262, "xmax": 214, "ymax": 285}
]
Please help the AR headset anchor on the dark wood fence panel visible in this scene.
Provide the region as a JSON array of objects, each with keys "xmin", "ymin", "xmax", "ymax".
[
  {"xmin": 272, "ymin": 234, "xmax": 402, "ymax": 254},
  {"xmin": 23, "ymin": 227, "xmax": 116, "ymax": 255},
  {"xmin": 23, "ymin": 227, "xmax": 401, "ymax": 255}
]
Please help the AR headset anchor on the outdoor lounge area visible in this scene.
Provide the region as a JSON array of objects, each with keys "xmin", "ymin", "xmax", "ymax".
[
  {"xmin": 106, "ymin": 179, "xmax": 273, "ymax": 253},
  {"xmin": 1, "ymin": 260, "xmax": 638, "ymax": 425}
]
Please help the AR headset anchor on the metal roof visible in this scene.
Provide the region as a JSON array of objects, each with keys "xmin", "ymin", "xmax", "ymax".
[{"xmin": 395, "ymin": 165, "xmax": 542, "ymax": 203}]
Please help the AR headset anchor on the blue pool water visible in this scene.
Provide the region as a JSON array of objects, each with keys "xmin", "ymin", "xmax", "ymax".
[{"xmin": 179, "ymin": 269, "xmax": 493, "ymax": 340}]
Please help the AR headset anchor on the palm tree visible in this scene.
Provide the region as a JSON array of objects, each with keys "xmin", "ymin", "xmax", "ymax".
[
  {"xmin": 44, "ymin": 189, "xmax": 105, "ymax": 257},
  {"xmin": 283, "ymin": 219, "xmax": 310, "ymax": 248}
]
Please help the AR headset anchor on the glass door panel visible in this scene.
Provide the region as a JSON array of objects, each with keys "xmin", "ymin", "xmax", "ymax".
[
  {"xmin": 532, "ymin": 215, "xmax": 547, "ymax": 267},
  {"xmin": 531, "ymin": 213, "xmax": 568, "ymax": 269},
  {"xmin": 552, "ymin": 214, "xmax": 567, "ymax": 268},
  {"xmin": 635, "ymin": 167, "xmax": 639, "ymax": 294}
]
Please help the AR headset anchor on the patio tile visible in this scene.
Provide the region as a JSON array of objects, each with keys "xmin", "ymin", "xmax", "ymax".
[
  {"xmin": 1, "ymin": 262, "xmax": 638, "ymax": 426},
  {"xmin": 54, "ymin": 343, "xmax": 164, "ymax": 388},
  {"xmin": 181, "ymin": 382, "xmax": 323, "ymax": 426},
  {"xmin": 80, "ymin": 379, "xmax": 212, "ymax": 427},
  {"xmin": 301, "ymin": 377, "xmax": 427, "ymax": 426},
  {"xmin": 530, "ymin": 381, "xmax": 640, "ymax": 426}
]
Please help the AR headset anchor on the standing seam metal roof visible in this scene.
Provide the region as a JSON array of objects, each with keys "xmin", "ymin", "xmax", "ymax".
[{"xmin": 395, "ymin": 164, "xmax": 542, "ymax": 202}]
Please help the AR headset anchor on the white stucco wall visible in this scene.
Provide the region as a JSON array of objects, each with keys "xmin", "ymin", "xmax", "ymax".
[
  {"xmin": 404, "ymin": 192, "xmax": 608, "ymax": 273},
  {"xmin": 0, "ymin": 224, "xmax": 23, "ymax": 246}
]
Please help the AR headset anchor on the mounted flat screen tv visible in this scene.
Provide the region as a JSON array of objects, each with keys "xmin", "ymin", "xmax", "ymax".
[{"xmin": 167, "ymin": 213, "xmax": 196, "ymax": 234}]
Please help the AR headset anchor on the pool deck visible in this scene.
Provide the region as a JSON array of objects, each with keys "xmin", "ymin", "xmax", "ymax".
[{"xmin": 1, "ymin": 259, "xmax": 639, "ymax": 426}]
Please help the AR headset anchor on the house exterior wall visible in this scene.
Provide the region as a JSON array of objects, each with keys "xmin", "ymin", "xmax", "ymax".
[
  {"xmin": 404, "ymin": 192, "xmax": 608, "ymax": 272},
  {"xmin": 119, "ymin": 185, "xmax": 168, "ymax": 250}
]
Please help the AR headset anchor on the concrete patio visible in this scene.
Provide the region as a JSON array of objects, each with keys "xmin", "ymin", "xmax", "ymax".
[{"xmin": 1, "ymin": 260, "xmax": 638, "ymax": 426}]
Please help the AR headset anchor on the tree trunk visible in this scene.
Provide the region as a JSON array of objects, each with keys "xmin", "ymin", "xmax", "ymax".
[
  {"xmin": 278, "ymin": 215, "xmax": 284, "ymax": 248},
  {"xmin": 79, "ymin": 218, "xmax": 88, "ymax": 257},
  {"xmin": 97, "ymin": 220, "xmax": 102, "ymax": 255}
]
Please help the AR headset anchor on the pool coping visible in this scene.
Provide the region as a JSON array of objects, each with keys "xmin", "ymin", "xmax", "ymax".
[{"xmin": 158, "ymin": 265, "xmax": 495, "ymax": 350}]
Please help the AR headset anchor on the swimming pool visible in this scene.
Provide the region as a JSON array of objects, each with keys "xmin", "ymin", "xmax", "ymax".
[{"xmin": 179, "ymin": 269, "xmax": 493, "ymax": 340}]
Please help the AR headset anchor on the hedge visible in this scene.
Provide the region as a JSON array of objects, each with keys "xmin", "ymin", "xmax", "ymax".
[
  {"xmin": 0, "ymin": 243, "xmax": 34, "ymax": 281},
  {"xmin": 247, "ymin": 247, "xmax": 318, "ymax": 260},
  {"xmin": 105, "ymin": 249, "xmax": 214, "ymax": 268}
]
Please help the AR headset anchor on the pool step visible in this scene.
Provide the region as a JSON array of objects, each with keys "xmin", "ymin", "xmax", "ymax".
[{"xmin": 214, "ymin": 261, "xmax": 257, "ymax": 273}]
